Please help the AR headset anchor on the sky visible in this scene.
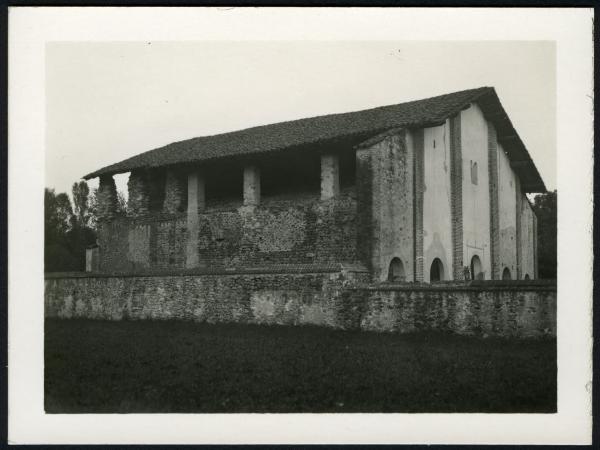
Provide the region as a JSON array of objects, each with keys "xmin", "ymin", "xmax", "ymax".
[{"xmin": 46, "ymin": 41, "xmax": 556, "ymax": 197}]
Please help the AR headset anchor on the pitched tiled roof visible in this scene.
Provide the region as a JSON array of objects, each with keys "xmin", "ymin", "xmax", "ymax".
[{"xmin": 84, "ymin": 87, "xmax": 546, "ymax": 192}]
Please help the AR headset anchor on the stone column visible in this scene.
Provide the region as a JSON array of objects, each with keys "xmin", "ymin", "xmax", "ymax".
[
  {"xmin": 163, "ymin": 168, "xmax": 184, "ymax": 214},
  {"xmin": 127, "ymin": 169, "xmax": 150, "ymax": 217},
  {"xmin": 97, "ymin": 174, "xmax": 118, "ymax": 221},
  {"xmin": 320, "ymin": 154, "xmax": 340, "ymax": 200},
  {"xmin": 186, "ymin": 170, "xmax": 205, "ymax": 268},
  {"xmin": 243, "ymin": 165, "xmax": 261, "ymax": 206}
]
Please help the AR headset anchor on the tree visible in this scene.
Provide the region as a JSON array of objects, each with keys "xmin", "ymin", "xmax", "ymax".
[
  {"xmin": 45, "ymin": 182, "xmax": 126, "ymax": 272},
  {"xmin": 45, "ymin": 188, "xmax": 74, "ymax": 241},
  {"xmin": 87, "ymin": 187, "xmax": 99, "ymax": 231},
  {"xmin": 532, "ymin": 190, "xmax": 557, "ymax": 279},
  {"xmin": 45, "ymin": 185, "xmax": 98, "ymax": 272},
  {"xmin": 45, "ymin": 188, "xmax": 77, "ymax": 272},
  {"xmin": 72, "ymin": 181, "xmax": 90, "ymax": 227}
]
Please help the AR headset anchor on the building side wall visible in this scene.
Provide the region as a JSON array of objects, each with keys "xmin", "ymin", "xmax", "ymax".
[
  {"xmin": 357, "ymin": 132, "xmax": 415, "ymax": 282},
  {"xmin": 460, "ymin": 103, "xmax": 492, "ymax": 279},
  {"xmin": 519, "ymin": 196, "xmax": 536, "ymax": 279},
  {"xmin": 422, "ymin": 121, "xmax": 453, "ymax": 282},
  {"xmin": 497, "ymin": 143, "xmax": 518, "ymax": 279},
  {"xmin": 97, "ymin": 188, "xmax": 358, "ymax": 272}
]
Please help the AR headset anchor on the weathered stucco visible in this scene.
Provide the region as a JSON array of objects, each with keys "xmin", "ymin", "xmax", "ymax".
[
  {"xmin": 460, "ymin": 103, "xmax": 491, "ymax": 279},
  {"xmin": 422, "ymin": 121, "xmax": 453, "ymax": 282},
  {"xmin": 497, "ymin": 143, "xmax": 518, "ymax": 279},
  {"xmin": 519, "ymin": 195, "xmax": 536, "ymax": 279},
  {"xmin": 320, "ymin": 154, "xmax": 340, "ymax": 201},
  {"xmin": 45, "ymin": 273, "xmax": 556, "ymax": 338},
  {"xmin": 356, "ymin": 131, "xmax": 414, "ymax": 282}
]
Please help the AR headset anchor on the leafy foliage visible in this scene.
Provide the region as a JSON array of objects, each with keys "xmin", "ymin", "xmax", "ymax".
[
  {"xmin": 45, "ymin": 182, "xmax": 127, "ymax": 272},
  {"xmin": 532, "ymin": 190, "xmax": 557, "ymax": 279},
  {"xmin": 72, "ymin": 181, "xmax": 90, "ymax": 228}
]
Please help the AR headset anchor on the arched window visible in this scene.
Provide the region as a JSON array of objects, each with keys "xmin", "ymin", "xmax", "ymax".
[
  {"xmin": 430, "ymin": 258, "xmax": 444, "ymax": 282},
  {"xmin": 387, "ymin": 257, "xmax": 405, "ymax": 282},
  {"xmin": 502, "ymin": 267, "xmax": 512, "ymax": 280},
  {"xmin": 470, "ymin": 255, "xmax": 484, "ymax": 280},
  {"xmin": 524, "ymin": 274, "xmax": 531, "ymax": 280}
]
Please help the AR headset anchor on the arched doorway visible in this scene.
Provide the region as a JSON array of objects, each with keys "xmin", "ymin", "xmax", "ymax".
[
  {"xmin": 502, "ymin": 267, "xmax": 512, "ymax": 280},
  {"xmin": 524, "ymin": 274, "xmax": 531, "ymax": 280},
  {"xmin": 470, "ymin": 255, "xmax": 484, "ymax": 280},
  {"xmin": 430, "ymin": 258, "xmax": 444, "ymax": 282},
  {"xmin": 387, "ymin": 257, "xmax": 405, "ymax": 282}
]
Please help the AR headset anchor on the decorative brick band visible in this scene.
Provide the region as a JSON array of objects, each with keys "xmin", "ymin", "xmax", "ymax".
[
  {"xmin": 449, "ymin": 114, "xmax": 464, "ymax": 280},
  {"xmin": 487, "ymin": 122, "xmax": 500, "ymax": 280},
  {"xmin": 355, "ymin": 147, "xmax": 374, "ymax": 272},
  {"xmin": 413, "ymin": 128, "xmax": 425, "ymax": 282},
  {"xmin": 348, "ymin": 279, "xmax": 557, "ymax": 293},
  {"xmin": 515, "ymin": 177, "xmax": 522, "ymax": 279},
  {"xmin": 44, "ymin": 262, "xmax": 367, "ymax": 279}
]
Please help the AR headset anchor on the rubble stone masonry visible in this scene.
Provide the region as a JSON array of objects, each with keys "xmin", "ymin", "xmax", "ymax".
[
  {"xmin": 45, "ymin": 273, "xmax": 556, "ymax": 338},
  {"xmin": 97, "ymin": 187, "xmax": 359, "ymax": 273},
  {"xmin": 97, "ymin": 175, "xmax": 118, "ymax": 222}
]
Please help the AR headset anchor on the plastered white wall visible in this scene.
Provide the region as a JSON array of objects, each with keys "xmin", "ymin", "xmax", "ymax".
[
  {"xmin": 497, "ymin": 142, "xmax": 518, "ymax": 279},
  {"xmin": 460, "ymin": 103, "xmax": 491, "ymax": 279},
  {"xmin": 422, "ymin": 121, "xmax": 453, "ymax": 282},
  {"xmin": 520, "ymin": 196, "xmax": 536, "ymax": 279}
]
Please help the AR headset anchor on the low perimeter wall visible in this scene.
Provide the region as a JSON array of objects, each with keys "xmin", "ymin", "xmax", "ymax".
[{"xmin": 45, "ymin": 271, "xmax": 556, "ymax": 338}]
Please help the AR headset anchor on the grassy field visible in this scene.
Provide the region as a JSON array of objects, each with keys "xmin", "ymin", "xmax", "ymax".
[{"xmin": 45, "ymin": 319, "xmax": 556, "ymax": 413}]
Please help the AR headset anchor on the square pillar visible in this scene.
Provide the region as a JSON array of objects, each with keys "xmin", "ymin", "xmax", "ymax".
[
  {"xmin": 320, "ymin": 154, "xmax": 340, "ymax": 200},
  {"xmin": 186, "ymin": 171, "xmax": 205, "ymax": 268},
  {"xmin": 163, "ymin": 168, "xmax": 185, "ymax": 214},
  {"xmin": 97, "ymin": 174, "xmax": 118, "ymax": 222},
  {"xmin": 127, "ymin": 169, "xmax": 150, "ymax": 217},
  {"xmin": 243, "ymin": 165, "xmax": 261, "ymax": 206}
]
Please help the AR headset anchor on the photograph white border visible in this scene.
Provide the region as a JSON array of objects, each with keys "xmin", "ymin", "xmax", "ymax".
[{"xmin": 8, "ymin": 6, "xmax": 593, "ymax": 445}]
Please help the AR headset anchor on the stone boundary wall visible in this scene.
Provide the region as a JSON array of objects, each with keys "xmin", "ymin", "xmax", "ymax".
[
  {"xmin": 45, "ymin": 272, "xmax": 555, "ymax": 338},
  {"xmin": 45, "ymin": 269, "xmax": 368, "ymax": 328},
  {"xmin": 346, "ymin": 281, "xmax": 556, "ymax": 338}
]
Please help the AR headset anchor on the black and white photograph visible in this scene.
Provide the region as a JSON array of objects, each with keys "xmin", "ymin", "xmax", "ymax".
[{"xmin": 7, "ymin": 6, "xmax": 593, "ymax": 446}]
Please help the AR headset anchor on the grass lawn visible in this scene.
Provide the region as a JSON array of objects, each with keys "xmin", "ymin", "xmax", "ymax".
[{"xmin": 45, "ymin": 318, "xmax": 556, "ymax": 413}]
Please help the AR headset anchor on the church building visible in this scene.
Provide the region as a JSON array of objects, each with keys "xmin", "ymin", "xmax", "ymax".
[{"xmin": 84, "ymin": 87, "xmax": 544, "ymax": 284}]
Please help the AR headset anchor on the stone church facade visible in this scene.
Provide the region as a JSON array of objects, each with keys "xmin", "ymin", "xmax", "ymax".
[{"xmin": 45, "ymin": 87, "xmax": 555, "ymax": 337}]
